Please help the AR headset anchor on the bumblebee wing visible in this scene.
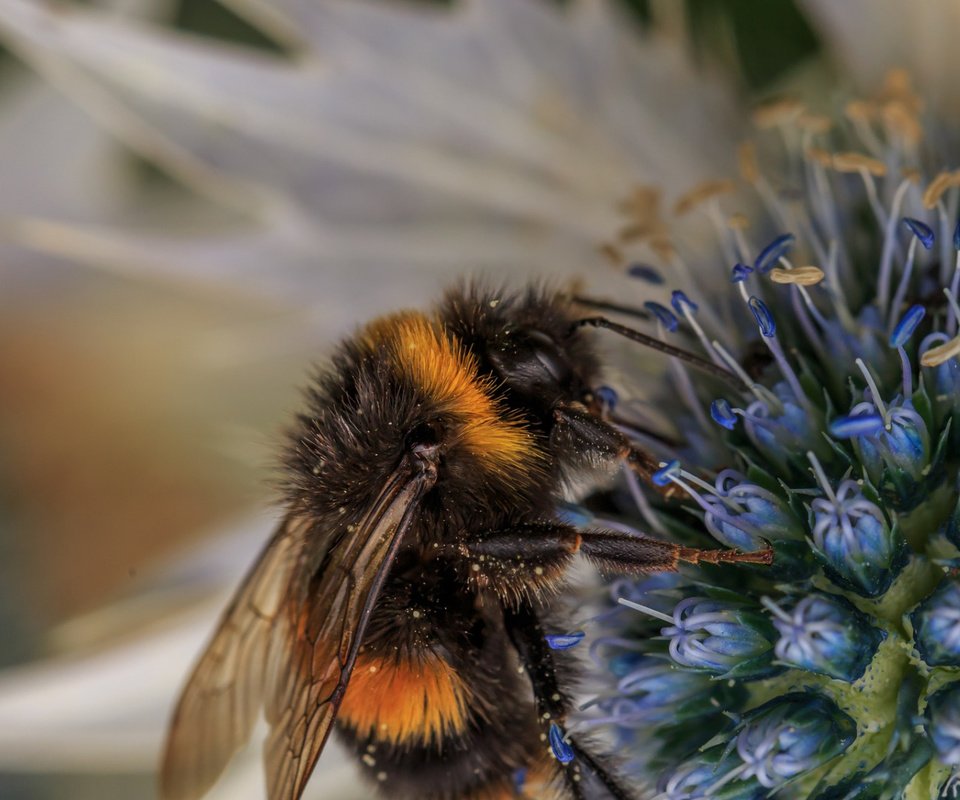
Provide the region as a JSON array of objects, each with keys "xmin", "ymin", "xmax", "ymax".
[
  {"xmin": 161, "ymin": 460, "xmax": 434, "ymax": 800},
  {"xmin": 160, "ymin": 514, "xmax": 307, "ymax": 800},
  {"xmin": 261, "ymin": 465, "xmax": 435, "ymax": 800}
]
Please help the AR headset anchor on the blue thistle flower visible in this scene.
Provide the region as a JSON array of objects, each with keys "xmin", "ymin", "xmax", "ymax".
[
  {"xmin": 764, "ymin": 593, "xmax": 886, "ymax": 681},
  {"xmin": 660, "ymin": 596, "xmax": 778, "ymax": 678},
  {"xmin": 834, "ymin": 364, "xmax": 933, "ymax": 510},
  {"xmin": 731, "ymin": 694, "xmax": 856, "ymax": 789},
  {"xmin": 806, "ymin": 457, "xmax": 905, "ymax": 597},
  {"xmin": 911, "ymin": 578, "xmax": 960, "ymax": 667},
  {"xmin": 925, "ymin": 683, "xmax": 960, "ymax": 766},
  {"xmin": 590, "ymin": 75, "xmax": 960, "ymax": 798},
  {"xmin": 741, "ymin": 382, "xmax": 829, "ymax": 474}
]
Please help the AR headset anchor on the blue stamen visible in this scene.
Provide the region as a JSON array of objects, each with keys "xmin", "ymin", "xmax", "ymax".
[
  {"xmin": 711, "ymin": 399, "xmax": 738, "ymax": 430},
  {"xmin": 903, "ymin": 217, "xmax": 935, "ymax": 250},
  {"xmin": 878, "ymin": 180, "xmax": 914, "ymax": 319},
  {"xmin": 954, "ymin": 219, "xmax": 960, "ymax": 251},
  {"xmin": 829, "ymin": 414, "xmax": 885, "ymax": 438},
  {"xmin": 898, "ymin": 346, "xmax": 914, "ymax": 399},
  {"xmin": 627, "ymin": 263, "xmax": 664, "ymax": 284},
  {"xmin": 644, "ymin": 301, "xmax": 679, "ymax": 332},
  {"xmin": 888, "ymin": 236, "xmax": 923, "ymax": 335},
  {"xmin": 512, "ymin": 768, "xmax": 527, "ymax": 793},
  {"xmin": 652, "ymin": 460, "xmax": 681, "ymax": 486},
  {"xmin": 670, "ymin": 290, "xmax": 698, "ymax": 316},
  {"xmin": 555, "ymin": 502, "xmax": 594, "ymax": 527},
  {"xmin": 595, "ymin": 385, "xmax": 618, "ymax": 411},
  {"xmin": 755, "ymin": 233, "xmax": 796, "ymax": 274},
  {"xmin": 549, "ymin": 723, "xmax": 575, "ymax": 764},
  {"xmin": 731, "ymin": 263, "xmax": 753, "ymax": 283},
  {"xmin": 748, "ymin": 296, "xmax": 776, "ymax": 337},
  {"xmin": 889, "ymin": 304, "xmax": 926, "ymax": 347},
  {"xmin": 911, "ymin": 579, "xmax": 960, "ymax": 667},
  {"xmin": 546, "ymin": 631, "xmax": 586, "ymax": 650}
]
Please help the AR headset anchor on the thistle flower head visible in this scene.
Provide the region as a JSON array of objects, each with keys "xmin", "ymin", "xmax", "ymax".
[{"xmin": 591, "ymin": 72, "xmax": 960, "ymax": 798}]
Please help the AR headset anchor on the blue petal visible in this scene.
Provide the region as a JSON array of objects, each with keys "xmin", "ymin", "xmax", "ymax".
[
  {"xmin": 829, "ymin": 414, "xmax": 885, "ymax": 438},
  {"xmin": 671, "ymin": 290, "xmax": 698, "ymax": 315},
  {"xmin": 731, "ymin": 262, "xmax": 753, "ymax": 283},
  {"xmin": 889, "ymin": 304, "xmax": 926, "ymax": 347},
  {"xmin": 954, "ymin": 219, "xmax": 960, "ymax": 251},
  {"xmin": 644, "ymin": 301, "xmax": 679, "ymax": 332},
  {"xmin": 903, "ymin": 217, "xmax": 935, "ymax": 250},
  {"xmin": 627, "ymin": 263, "xmax": 664, "ymax": 284},
  {"xmin": 546, "ymin": 631, "xmax": 585, "ymax": 650},
  {"xmin": 748, "ymin": 296, "xmax": 776, "ymax": 337},
  {"xmin": 595, "ymin": 385, "xmax": 618, "ymax": 410},
  {"xmin": 512, "ymin": 768, "xmax": 527, "ymax": 793},
  {"xmin": 755, "ymin": 233, "xmax": 796, "ymax": 273},
  {"xmin": 710, "ymin": 399, "xmax": 738, "ymax": 430},
  {"xmin": 653, "ymin": 460, "xmax": 681, "ymax": 486},
  {"xmin": 549, "ymin": 723, "xmax": 575, "ymax": 764},
  {"xmin": 555, "ymin": 502, "xmax": 594, "ymax": 527}
]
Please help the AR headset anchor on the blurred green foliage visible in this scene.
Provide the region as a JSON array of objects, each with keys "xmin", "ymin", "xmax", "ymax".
[{"xmin": 171, "ymin": 0, "xmax": 820, "ymax": 92}]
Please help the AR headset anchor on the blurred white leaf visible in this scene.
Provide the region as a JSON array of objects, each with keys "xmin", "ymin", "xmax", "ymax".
[
  {"xmin": 0, "ymin": 0, "xmax": 755, "ymax": 797},
  {"xmin": 0, "ymin": 0, "xmax": 743, "ymax": 301}
]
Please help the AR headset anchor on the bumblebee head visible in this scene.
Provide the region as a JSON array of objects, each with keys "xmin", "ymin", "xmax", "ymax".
[{"xmin": 438, "ymin": 284, "xmax": 602, "ymax": 423}]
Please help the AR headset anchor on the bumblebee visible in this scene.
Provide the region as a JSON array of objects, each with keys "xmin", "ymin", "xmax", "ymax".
[{"xmin": 160, "ymin": 284, "xmax": 769, "ymax": 800}]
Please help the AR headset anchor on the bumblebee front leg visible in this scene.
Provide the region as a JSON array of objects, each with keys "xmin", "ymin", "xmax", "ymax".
[{"xmin": 550, "ymin": 403, "xmax": 678, "ymax": 496}]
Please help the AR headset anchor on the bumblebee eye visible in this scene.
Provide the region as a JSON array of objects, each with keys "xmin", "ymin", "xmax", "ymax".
[{"xmin": 489, "ymin": 330, "xmax": 573, "ymax": 402}]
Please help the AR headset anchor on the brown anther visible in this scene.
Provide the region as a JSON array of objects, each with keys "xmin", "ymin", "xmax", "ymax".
[
  {"xmin": 901, "ymin": 168, "xmax": 922, "ymax": 185},
  {"xmin": 882, "ymin": 67, "xmax": 912, "ymax": 94},
  {"xmin": 728, "ymin": 213, "xmax": 750, "ymax": 231},
  {"xmin": 738, "ymin": 141, "xmax": 760, "ymax": 184},
  {"xmin": 804, "ymin": 147, "xmax": 833, "ymax": 168},
  {"xmin": 599, "ymin": 242, "xmax": 623, "ymax": 266},
  {"xmin": 921, "ymin": 336, "xmax": 960, "ymax": 367},
  {"xmin": 844, "ymin": 99, "xmax": 878, "ymax": 122},
  {"xmin": 618, "ymin": 185, "xmax": 662, "ymax": 217},
  {"xmin": 769, "ymin": 266, "xmax": 825, "ymax": 286},
  {"xmin": 648, "ymin": 234, "xmax": 675, "ymax": 260},
  {"xmin": 616, "ymin": 185, "xmax": 671, "ymax": 253},
  {"xmin": 797, "ymin": 113, "xmax": 832, "ymax": 135},
  {"xmin": 922, "ymin": 171, "xmax": 960, "ymax": 209},
  {"xmin": 673, "ymin": 179, "xmax": 736, "ymax": 216},
  {"xmin": 831, "ymin": 152, "xmax": 887, "ymax": 177},
  {"xmin": 879, "ymin": 68, "xmax": 923, "ymax": 114},
  {"xmin": 616, "ymin": 223, "xmax": 646, "ymax": 243},
  {"xmin": 882, "ymin": 101, "xmax": 923, "ymax": 145},
  {"xmin": 752, "ymin": 97, "xmax": 804, "ymax": 129}
]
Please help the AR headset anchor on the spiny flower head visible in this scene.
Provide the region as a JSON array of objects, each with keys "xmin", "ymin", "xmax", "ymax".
[{"xmin": 581, "ymin": 72, "xmax": 960, "ymax": 798}]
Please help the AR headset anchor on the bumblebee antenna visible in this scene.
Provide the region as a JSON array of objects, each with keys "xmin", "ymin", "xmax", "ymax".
[
  {"xmin": 571, "ymin": 295, "xmax": 651, "ymax": 322},
  {"xmin": 572, "ymin": 316, "xmax": 748, "ymax": 391}
]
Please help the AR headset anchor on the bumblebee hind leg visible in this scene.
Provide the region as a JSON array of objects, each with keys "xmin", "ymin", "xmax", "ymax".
[{"xmin": 503, "ymin": 602, "xmax": 635, "ymax": 800}]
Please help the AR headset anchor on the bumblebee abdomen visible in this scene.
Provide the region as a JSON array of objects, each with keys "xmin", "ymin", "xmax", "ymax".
[{"xmin": 337, "ymin": 651, "xmax": 471, "ymax": 746}]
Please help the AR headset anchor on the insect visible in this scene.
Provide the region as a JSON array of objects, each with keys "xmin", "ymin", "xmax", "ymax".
[{"xmin": 159, "ymin": 283, "xmax": 770, "ymax": 800}]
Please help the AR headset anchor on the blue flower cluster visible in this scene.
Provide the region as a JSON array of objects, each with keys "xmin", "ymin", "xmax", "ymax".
[{"xmin": 582, "ymin": 78, "xmax": 960, "ymax": 798}]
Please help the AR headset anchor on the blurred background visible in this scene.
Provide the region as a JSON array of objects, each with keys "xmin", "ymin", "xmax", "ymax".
[{"xmin": 0, "ymin": 0, "xmax": 890, "ymax": 797}]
